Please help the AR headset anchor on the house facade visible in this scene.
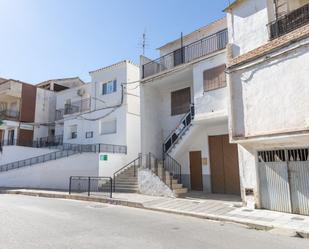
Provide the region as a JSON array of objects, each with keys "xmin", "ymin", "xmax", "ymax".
[
  {"xmin": 55, "ymin": 60, "xmax": 140, "ymax": 163},
  {"xmin": 0, "ymin": 79, "xmax": 37, "ymax": 146},
  {"xmin": 226, "ymin": 0, "xmax": 309, "ymax": 215},
  {"xmin": 140, "ymin": 18, "xmax": 241, "ymax": 195}
]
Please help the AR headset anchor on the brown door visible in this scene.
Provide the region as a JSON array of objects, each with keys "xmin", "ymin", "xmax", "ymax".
[
  {"xmin": 209, "ymin": 136, "xmax": 225, "ymax": 194},
  {"xmin": 18, "ymin": 129, "xmax": 34, "ymax": 147},
  {"xmin": 209, "ymin": 135, "xmax": 240, "ymax": 195},
  {"xmin": 189, "ymin": 151, "xmax": 203, "ymax": 191},
  {"xmin": 0, "ymin": 130, "xmax": 3, "ymax": 143}
]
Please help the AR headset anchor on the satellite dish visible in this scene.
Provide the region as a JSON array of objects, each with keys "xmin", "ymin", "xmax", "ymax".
[{"xmin": 77, "ymin": 88, "xmax": 86, "ymax": 97}]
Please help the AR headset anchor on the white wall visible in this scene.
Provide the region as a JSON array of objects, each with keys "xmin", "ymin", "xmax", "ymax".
[
  {"xmin": 98, "ymin": 153, "xmax": 127, "ymax": 177},
  {"xmin": 33, "ymin": 88, "xmax": 56, "ymax": 139},
  {"xmin": 193, "ymin": 52, "xmax": 228, "ymax": 119},
  {"xmin": 230, "ymin": 38, "xmax": 309, "ymax": 138},
  {"xmin": 172, "ymin": 122, "xmax": 229, "ymax": 192},
  {"xmin": 227, "ymin": 0, "xmax": 270, "ymax": 57},
  {"xmin": 140, "ymin": 84, "xmax": 163, "ymax": 158},
  {"xmin": 0, "ymin": 153, "xmax": 98, "ymax": 190}
]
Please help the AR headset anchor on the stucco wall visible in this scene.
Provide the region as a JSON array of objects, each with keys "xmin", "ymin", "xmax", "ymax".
[
  {"xmin": 230, "ymin": 39, "xmax": 309, "ymax": 138},
  {"xmin": 33, "ymin": 88, "xmax": 56, "ymax": 139},
  {"xmin": 227, "ymin": 0, "xmax": 270, "ymax": 57},
  {"xmin": 0, "ymin": 146, "xmax": 58, "ymax": 165},
  {"xmin": 172, "ymin": 122, "xmax": 229, "ymax": 192},
  {"xmin": 193, "ymin": 52, "xmax": 227, "ymax": 119},
  {"xmin": 140, "ymin": 84, "xmax": 162, "ymax": 158},
  {"xmin": 0, "ymin": 153, "xmax": 98, "ymax": 190}
]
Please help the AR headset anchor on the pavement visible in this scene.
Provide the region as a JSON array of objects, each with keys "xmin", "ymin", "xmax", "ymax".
[
  {"xmin": 1, "ymin": 194, "xmax": 309, "ymax": 249},
  {"xmin": 1, "ymin": 188, "xmax": 309, "ymax": 239}
]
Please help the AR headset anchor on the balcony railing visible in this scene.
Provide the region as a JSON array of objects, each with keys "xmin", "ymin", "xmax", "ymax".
[
  {"xmin": 0, "ymin": 109, "xmax": 20, "ymax": 120},
  {"xmin": 142, "ymin": 29, "xmax": 228, "ymax": 79},
  {"xmin": 269, "ymin": 3, "xmax": 309, "ymax": 39},
  {"xmin": 56, "ymin": 98, "xmax": 91, "ymax": 120}
]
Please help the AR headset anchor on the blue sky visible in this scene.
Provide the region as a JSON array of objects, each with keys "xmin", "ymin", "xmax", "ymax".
[{"xmin": 0, "ymin": 0, "xmax": 229, "ymax": 84}]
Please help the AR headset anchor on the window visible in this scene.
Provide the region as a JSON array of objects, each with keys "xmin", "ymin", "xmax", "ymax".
[
  {"xmin": 203, "ymin": 65, "xmax": 226, "ymax": 92},
  {"xmin": 69, "ymin": 125, "xmax": 77, "ymax": 139},
  {"xmin": 171, "ymin": 87, "xmax": 191, "ymax": 116},
  {"xmin": 100, "ymin": 119, "xmax": 117, "ymax": 135},
  {"xmin": 85, "ymin": 131, "xmax": 93, "ymax": 139},
  {"xmin": 102, "ymin": 80, "xmax": 117, "ymax": 95}
]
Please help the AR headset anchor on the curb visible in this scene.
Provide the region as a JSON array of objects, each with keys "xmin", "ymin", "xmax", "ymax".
[{"xmin": 2, "ymin": 190, "xmax": 308, "ymax": 238}]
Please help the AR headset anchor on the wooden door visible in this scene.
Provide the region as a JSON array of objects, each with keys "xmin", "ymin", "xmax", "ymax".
[
  {"xmin": 222, "ymin": 135, "xmax": 240, "ymax": 195},
  {"xmin": 209, "ymin": 136, "xmax": 225, "ymax": 193},
  {"xmin": 189, "ymin": 151, "xmax": 203, "ymax": 191},
  {"xmin": 209, "ymin": 135, "xmax": 240, "ymax": 195},
  {"xmin": 0, "ymin": 130, "xmax": 3, "ymax": 144}
]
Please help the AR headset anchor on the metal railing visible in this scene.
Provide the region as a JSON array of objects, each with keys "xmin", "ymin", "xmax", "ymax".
[
  {"xmin": 142, "ymin": 29, "xmax": 228, "ymax": 78},
  {"xmin": 0, "ymin": 143, "xmax": 127, "ymax": 172},
  {"xmin": 163, "ymin": 153, "xmax": 182, "ymax": 186},
  {"xmin": 56, "ymin": 98, "xmax": 91, "ymax": 120},
  {"xmin": 0, "ymin": 109, "xmax": 20, "ymax": 120},
  {"xmin": 268, "ymin": 3, "xmax": 309, "ymax": 39},
  {"xmin": 113, "ymin": 156, "xmax": 141, "ymax": 192},
  {"xmin": 163, "ymin": 104, "xmax": 195, "ymax": 154},
  {"xmin": 69, "ymin": 176, "xmax": 113, "ymax": 198},
  {"xmin": 1, "ymin": 135, "xmax": 64, "ymax": 148}
]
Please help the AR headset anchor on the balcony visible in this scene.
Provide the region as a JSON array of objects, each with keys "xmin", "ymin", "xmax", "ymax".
[
  {"xmin": 142, "ymin": 29, "xmax": 228, "ymax": 79},
  {"xmin": 269, "ymin": 3, "xmax": 309, "ymax": 39},
  {"xmin": 55, "ymin": 98, "xmax": 91, "ymax": 120},
  {"xmin": 0, "ymin": 109, "xmax": 20, "ymax": 121}
]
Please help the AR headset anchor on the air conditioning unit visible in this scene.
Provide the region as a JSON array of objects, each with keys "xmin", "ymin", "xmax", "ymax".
[{"xmin": 77, "ymin": 88, "xmax": 86, "ymax": 97}]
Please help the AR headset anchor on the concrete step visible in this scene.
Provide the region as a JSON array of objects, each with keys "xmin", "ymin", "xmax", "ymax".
[
  {"xmin": 114, "ymin": 179, "xmax": 138, "ymax": 184},
  {"xmin": 173, "ymin": 188, "xmax": 188, "ymax": 195},
  {"xmin": 113, "ymin": 188, "xmax": 138, "ymax": 193},
  {"xmin": 115, "ymin": 177, "xmax": 137, "ymax": 181},
  {"xmin": 172, "ymin": 183, "xmax": 183, "ymax": 189}
]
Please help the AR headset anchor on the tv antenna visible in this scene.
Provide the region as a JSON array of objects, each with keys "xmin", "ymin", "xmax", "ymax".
[{"xmin": 138, "ymin": 29, "xmax": 149, "ymax": 56}]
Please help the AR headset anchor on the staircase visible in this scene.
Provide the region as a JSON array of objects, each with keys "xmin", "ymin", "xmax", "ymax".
[
  {"xmin": 163, "ymin": 104, "xmax": 195, "ymax": 155},
  {"xmin": 110, "ymin": 154, "xmax": 187, "ymax": 196}
]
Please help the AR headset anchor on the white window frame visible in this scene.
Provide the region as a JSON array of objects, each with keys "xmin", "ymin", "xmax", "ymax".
[{"xmin": 102, "ymin": 80, "xmax": 117, "ymax": 95}]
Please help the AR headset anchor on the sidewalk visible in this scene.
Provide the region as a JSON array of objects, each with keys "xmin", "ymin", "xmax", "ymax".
[{"xmin": 1, "ymin": 188, "xmax": 309, "ymax": 238}]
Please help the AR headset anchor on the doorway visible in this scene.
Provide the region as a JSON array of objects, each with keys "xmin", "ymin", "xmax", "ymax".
[
  {"xmin": 8, "ymin": 129, "xmax": 14, "ymax": 145},
  {"xmin": 189, "ymin": 151, "xmax": 203, "ymax": 191},
  {"xmin": 209, "ymin": 134, "xmax": 240, "ymax": 195},
  {"xmin": 0, "ymin": 130, "xmax": 3, "ymax": 144}
]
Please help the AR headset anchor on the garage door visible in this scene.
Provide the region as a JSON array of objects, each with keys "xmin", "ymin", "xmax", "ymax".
[{"xmin": 258, "ymin": 149, "xmax": 309, "ymax": 216}]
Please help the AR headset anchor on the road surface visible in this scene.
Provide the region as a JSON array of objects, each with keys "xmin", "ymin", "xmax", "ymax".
[{"xmin": 0, "ymin": 194, "xmax": 308, "ymax": 249}]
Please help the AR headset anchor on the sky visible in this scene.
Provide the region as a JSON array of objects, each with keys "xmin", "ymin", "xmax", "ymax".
[{"xmin": 0, "ymin": 0, "xmax": 229, "ymax": 84}]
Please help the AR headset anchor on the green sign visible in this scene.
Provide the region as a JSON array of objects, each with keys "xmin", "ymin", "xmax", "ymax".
[{"xmin": 100, "ymin": 154, "xmax": 108, "ymax": 161}]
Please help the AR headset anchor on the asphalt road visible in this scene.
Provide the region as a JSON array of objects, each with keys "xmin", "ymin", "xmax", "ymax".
[{"xmin": 0, "ymin": 194, "xmax": 308, "ymax": 249}]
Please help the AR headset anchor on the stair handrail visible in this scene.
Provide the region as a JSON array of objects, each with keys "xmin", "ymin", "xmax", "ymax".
[
  {"xmin": 163, "ymin": 104, "xmax": 195, "ymax": 154},
  {"xmin": 163, "ymin": 153, "xmax": 182, "ymax": 185},
  {"xmin": 113, "ymin": 156, "xmax": 141, "ymax": 192},
  {"xmin": 0, "ymin": 143, "xmax": 128, "ymax": 172}
]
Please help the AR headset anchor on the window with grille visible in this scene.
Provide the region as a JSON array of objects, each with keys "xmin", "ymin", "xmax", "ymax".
[
  {"xmin": 203, "ymin": 65, "xmax": 226, "ymax": 92},
  {"xmin": 171, "ymin": 87, "xmax": 191, "ymax": 116}
]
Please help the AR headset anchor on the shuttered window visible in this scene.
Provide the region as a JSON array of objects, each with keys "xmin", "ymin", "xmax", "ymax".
[
  {"xmin": 203, "ymin": 65, "xmax": 226, "ymax": 92},
  {"xmin": 100, "ymin": 119, "xmax": 117, "ymax": 135},
  {"xmin": 171, "ymin": 87, "xmax": 191, "ymax": 116}
]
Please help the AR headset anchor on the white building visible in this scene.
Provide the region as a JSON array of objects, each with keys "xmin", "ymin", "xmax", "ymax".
[
  {"xmin": 140, "ymin": 18, "xmax": 241, "ymax": 195},
  {"xmin": 55, "ymin": 60, "xmax": 141, "ymax": 165},
  {"xmin": 226, "ymin": 0, "xmax": 309, "ymax": 215}
]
